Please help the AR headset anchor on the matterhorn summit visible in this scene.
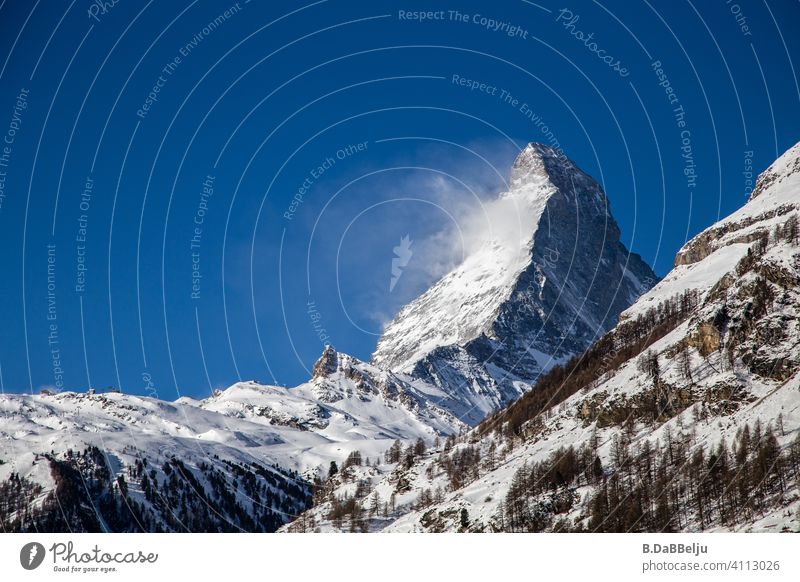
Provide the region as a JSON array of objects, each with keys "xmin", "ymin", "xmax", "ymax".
[{"xmin": 373, "ymin": 143, "xmax": 656, "ymax": 424}]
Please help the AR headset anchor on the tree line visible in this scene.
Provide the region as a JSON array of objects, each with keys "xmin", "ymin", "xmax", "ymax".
[{"xmin": 499, "ymin": 420, "xmax": 800, "ymax": 532}]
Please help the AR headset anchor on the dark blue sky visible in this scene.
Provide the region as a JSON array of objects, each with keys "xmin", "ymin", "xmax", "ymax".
[{"xmin": 0, "ymin": 0, "xmax": 798, "ymax": 398}]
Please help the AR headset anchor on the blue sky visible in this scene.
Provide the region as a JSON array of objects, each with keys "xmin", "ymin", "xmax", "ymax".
[{"xmin": 0, "ymin": 0, "xmax": 798, "ymax": 398}]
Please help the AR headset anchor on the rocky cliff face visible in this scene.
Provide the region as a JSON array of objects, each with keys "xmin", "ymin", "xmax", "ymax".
[{"xmin": 373, "ymin": 143, "xmax": 656, "ymax": 424}]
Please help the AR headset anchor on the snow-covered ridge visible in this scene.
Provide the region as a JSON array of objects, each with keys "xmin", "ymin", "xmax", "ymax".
[
  {"xmin": 197, "ymin": 346, "xmax": 466, "ymax": 442},
  {"xmin": 749, "ymin": 141, "xmax": 800, "ymax": 202},
  {"xmin": 0, "ymin": 347, "xmax": 465, "ymax": 478},
  {"xmin": 630, "ymin": 140, "xmax": 800, "ymax": 322},
  {"xmin": 674, "ymin": 142, "xmax": 800, "ymax": 268},
  {"xmin": 0, "ymin": 347, "xmax": 466, "ymax": 531}
]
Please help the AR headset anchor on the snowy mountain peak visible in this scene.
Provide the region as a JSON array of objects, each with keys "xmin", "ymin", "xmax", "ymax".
[
  {"xmin": 509, "ymin": 143, "xmax": 600, "ymax": 200},
  {"xmin": 510, "ymin": 142, "xmax": 576, "ymax": 187},
  {"xmin": 372, "ymin": 144, "xmax": 656, "ymax": 424},
  {"xmin": 750, "ymin": 140, "xmax": 800, "ymax": 201}
]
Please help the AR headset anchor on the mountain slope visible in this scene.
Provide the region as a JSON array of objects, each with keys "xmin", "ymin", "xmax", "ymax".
[
  {"xmin": 0, "ymin": 347, "xmax": 466, "ymax": 532},
  {"xmin": 0, "ymin": 390, "xmax": 314, "ymax": 532},
  {"xmin": 373, "ymin": 143, "xmax": 656, "ymax": 424},
  {"xmin": 286, "ymin": 141, "xmax": 800, "ymax": 533}
]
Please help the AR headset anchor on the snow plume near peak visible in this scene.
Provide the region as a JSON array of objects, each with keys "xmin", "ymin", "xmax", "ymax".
[
  {"xmin": 414, "ymin": 180, "xmax": 537, "ymax": 271},
  {"xmin": 401, "ymin": 143, "xmax": 560, "ymax": 286},
  {"xmin": 352, "ymin": 144, "xmax": 524, "ymax": 326},
  {"xmin": 372, "ymin": 143, "xmax": 580, "ymax": 371},
  {"xmin": 459, "ymin": 183, "xmax": 543, "ymax": 255}
]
